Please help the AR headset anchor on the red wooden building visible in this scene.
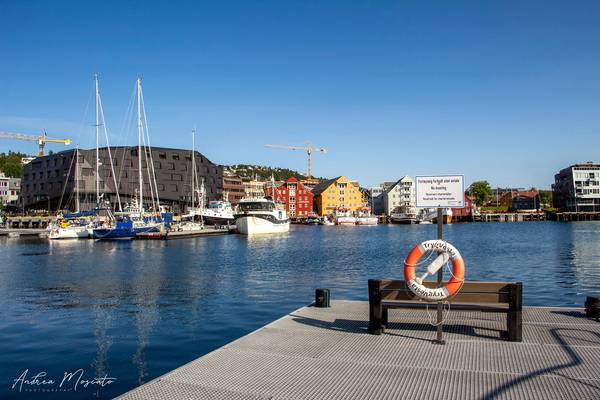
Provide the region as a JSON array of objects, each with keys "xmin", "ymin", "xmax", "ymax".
[
  {"xmin": 265, "ymin": 177, "xmax": 314, "ymax": 218},
  {"xmin": 452, "ymin": 194, "xmax": 475, "ymax": 220}
]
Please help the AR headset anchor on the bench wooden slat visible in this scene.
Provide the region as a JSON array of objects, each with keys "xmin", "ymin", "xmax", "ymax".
[
  {"xmin": 379, "ymin": 280, "xmax": 513, "ymax": 294},
  {"xmin": 382, "ymin": 300, "xmax": 509, "ymax": 311},
  {"xmin": 382, "ymin": 291, "xmax": 510, "ymax": 303}
]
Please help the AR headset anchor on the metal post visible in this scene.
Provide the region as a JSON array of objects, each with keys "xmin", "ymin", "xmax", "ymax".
[{"xmin": 435, "ymin": 207, "xmax": 445, "ymax": 345}]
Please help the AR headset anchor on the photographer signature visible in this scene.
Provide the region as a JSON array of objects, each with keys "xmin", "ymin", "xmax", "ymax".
[{"xmin": 12, "ymin": 369, "xmax": 116, "ymax": 393}]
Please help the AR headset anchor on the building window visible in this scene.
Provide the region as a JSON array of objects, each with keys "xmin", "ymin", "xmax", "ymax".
[
  {"xmin": 172, "ymin": 154, "xmax": 180, "ymax": 160},
  {"xmin": 159, "ymin": 153, "xmax": 166, "ymax": 159}
]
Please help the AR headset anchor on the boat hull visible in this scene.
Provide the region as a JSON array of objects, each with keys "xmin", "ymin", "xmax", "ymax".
[
  {"xmin": 390, "ymin": 218, "xmax": 417, "ymax": 224},
  {"xmin": 357, "ymin": 217, "xmax": 378, "ymax": 225},
  {"xmin": 201, "ymin": 215, "xmax": 235, "ymax": 226},
  {"xmin": 236, "ymin": 216, "xmax": 290, "ymax": 235},
  {"xmin": 93, "ymin": 226, "xmax": 136, "ymax": 240},
  {"xmin": 431, "ymin": 215, "xmax": 453, "ymax": 224},
  {"xmin": 335, "ymin": 216, "xmax": 358, "ymax": 225},
  {"xmin": 304, "ymin": 218, "xmax": 321, "ymax": 225},
  {"xmin": 49, "ymin": 227, "xmax": 89, "ymax": 239}
]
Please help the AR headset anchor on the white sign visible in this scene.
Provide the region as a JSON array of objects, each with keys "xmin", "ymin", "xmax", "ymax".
[{"xmin": 415, "ymin": 175, "xmax": 464, "ymax": 208}]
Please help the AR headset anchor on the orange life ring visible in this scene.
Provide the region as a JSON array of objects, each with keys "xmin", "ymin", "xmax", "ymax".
[{"xmin": 403, "ymin": 240, "xmax": 465, "ymax": 301}]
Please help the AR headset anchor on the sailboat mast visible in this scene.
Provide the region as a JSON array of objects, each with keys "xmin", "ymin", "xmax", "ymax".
[
  {"xmin": 75, "ymin": 146, "xmax": 80, "ymax": 213},
  {"xmin": 191, "ymin": 128, "xmax": 196, "ymax": 210},
  {"xmin": 137, "ymin": 78, "xmax": 144, "ymax": 213},
  {"xmin": 95, "ymin": 74, "xmax": 100, "ymax": 206}
]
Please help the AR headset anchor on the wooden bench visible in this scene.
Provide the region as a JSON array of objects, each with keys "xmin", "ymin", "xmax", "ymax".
[{"xmin": 368, "ymin": 279, "xmax": 523, "ymax": 342}]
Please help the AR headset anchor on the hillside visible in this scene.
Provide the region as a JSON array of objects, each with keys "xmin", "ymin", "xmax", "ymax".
[{"xmin": 224, "ymin": 164, "xmax": 326, "ymax": 182}]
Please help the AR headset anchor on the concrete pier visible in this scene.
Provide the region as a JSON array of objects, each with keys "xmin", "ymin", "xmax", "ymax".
[
  {"xmin": 0, "ymin": 228, "xmax": 47, "ymax": 237},
  {"xmin": 481, "ymin": 212, "xmax": 546, "ymax": 222},
  {"xmin": 117, "ymin": 300, "xmax": 600, "ymax": 400}
]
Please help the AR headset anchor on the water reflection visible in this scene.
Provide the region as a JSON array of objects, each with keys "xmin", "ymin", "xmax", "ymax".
[{"xmin": 1, "ymin": 222, "xmax": 600, "ymax": 399}]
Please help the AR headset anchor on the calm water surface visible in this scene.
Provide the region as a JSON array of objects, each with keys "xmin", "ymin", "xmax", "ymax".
[{"xmin": 1, "ymin": 222, "xmax": 599, "ymax": 399}]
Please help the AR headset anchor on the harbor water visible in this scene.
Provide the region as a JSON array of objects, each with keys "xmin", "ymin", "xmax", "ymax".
[{"xmin": 1, "ymin": 221, "xmax": 599, "ymax": 399}]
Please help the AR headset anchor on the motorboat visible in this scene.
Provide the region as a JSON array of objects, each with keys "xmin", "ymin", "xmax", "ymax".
[
  {"xmin": 420, "ymin": 208, "xmax": 453, "ymax": 224},
  {"xmin": 390, "ymin": 206, "xmax": 418, "ymax": 224},
  {"xmin": 304, "ymin": 212, "xmax": 321, "ymax": 225},
  {"xmin": 196, "ymin": 200, "xmax": 235, "ymax": 225},
  {"xmin": 320, "ymin": 216, "xmax": 335, "ymax": 226},
  {"xmin": 234, "ymin": 198, "xmax": 290, "ymax": 234},
  {"xmin": 356, "ymin": 207, "xmax": 378, "ymax": 225},
  {"xmin": 333, "ymin": 207, "xmax": 357, "ymax": 225}
]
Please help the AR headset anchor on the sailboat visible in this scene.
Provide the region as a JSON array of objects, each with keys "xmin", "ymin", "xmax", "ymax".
[
  {"xmin": 127, "ymin": 78, "xmax": 167, "ymax": 236},
  {"xmin": 92, "ymin": 75, "xmax": 136, "ymax": 240},
  {"xmin": 48, "ymin": 147, "xmax": 90, "ymax": 239},
  {"xmin": 174, "ymin": 128, "xmax": 205, "ymax": 232}
]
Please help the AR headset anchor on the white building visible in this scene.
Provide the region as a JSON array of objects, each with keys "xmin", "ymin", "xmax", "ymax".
[
  {"xmin": 242, "ymin": 177, "xmax": 266, "ymax": 199},
  {"xmin": 553, "ymin": 163, "xmax": 600, "ymax": 212},
  {"xmin": 0, "ymin": 172, "xmax": 21, "ymax": 207},
  {"xmin": 383, "ymin": 176, "xmax": 415, "ymax": 216},
  {"xmin": 0, "ymin": 172, "xmax": 9, "ymax": 206}
]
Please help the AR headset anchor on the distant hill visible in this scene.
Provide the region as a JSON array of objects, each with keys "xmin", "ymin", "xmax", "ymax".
[{"xmin": 224, "ymin": 164, "xmax": 326, "ymax": 182}]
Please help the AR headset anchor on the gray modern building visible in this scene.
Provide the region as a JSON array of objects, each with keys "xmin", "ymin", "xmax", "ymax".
[
  {"xmin": 552, "ymin": 162, "xmax": 600, "ymax": 212},
  {"xmin": 20, "ymin": 146, "xmax": 222, "ymax": 213},
  {"xmin": 369, "ymin": 186, "xmax": 385, "ymax": 216}
]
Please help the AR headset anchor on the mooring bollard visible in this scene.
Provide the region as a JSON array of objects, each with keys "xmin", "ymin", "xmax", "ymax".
[
  {"xmin": 585, "ymin": 296, "xmax": 600, "ymax": 321},
  {"xmin": 315, "ymin": 288, "xmax": 330, "ymax": 308}
]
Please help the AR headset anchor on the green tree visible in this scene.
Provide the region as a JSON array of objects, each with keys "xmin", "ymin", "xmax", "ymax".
[
  {"xmin": 539, "ymin": 190, "xmax": 552, "ymax": 206},
  {"xmin": 0, "ymin": 151, "xmax": 27, "ymax": 178},
  {"xmin": 467, "ymin": 180, "xmax": 493, "ymax": 206}
]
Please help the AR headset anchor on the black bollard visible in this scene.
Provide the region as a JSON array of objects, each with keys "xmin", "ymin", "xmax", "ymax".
[
  {"xmin": 585, "ymin": 296, "xmax": 600, "ymax": 321},
  {"xmin": 315, "ymin": 288, "xmax": 330, "ymax": 308}
]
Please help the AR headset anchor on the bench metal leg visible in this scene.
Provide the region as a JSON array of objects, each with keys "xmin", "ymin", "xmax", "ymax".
[
  {"xmin": 368, "ymin": 279, "xmax": 383, "ymax": 334},
  {"xmin": 507, "ymin": 282, "xmax": 523, "ymax": 342}
]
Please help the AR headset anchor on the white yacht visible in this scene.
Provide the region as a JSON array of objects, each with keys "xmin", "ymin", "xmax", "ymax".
[
  {"xmin": 48, "ymin": 219, "xmax": 89, "ymax": 239},
  {"xmin": 390, "ymin": 206, "xmax": 418, "ymax": 224},
  {"xmin": 196, "ymin": 200, "xmax": 235, "ymax": 225},
  {"xmin": 333, "ymin": 208, "xmax": 357, "ymax": 225},
  {"xmin": 356, "ymin": 208, "xmax": 378, "ymax": 225},
  {"xmin": 235, "ymin": 198, "xmax": 290, "ymax": 234},
  {"xmin": 420, "ymin": 208, "xmax": 453, "ymax": 224}
]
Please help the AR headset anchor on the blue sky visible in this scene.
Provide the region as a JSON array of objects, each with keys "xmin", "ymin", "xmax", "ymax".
[{"xmin": 1, "ymin": 1, "xmax": 599, "ymax": 189}]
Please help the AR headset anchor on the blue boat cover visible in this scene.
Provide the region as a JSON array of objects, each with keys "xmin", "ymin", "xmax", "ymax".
[{"xmin": 63, "ymin": 210, "xmax": 97, "ymax": 219}]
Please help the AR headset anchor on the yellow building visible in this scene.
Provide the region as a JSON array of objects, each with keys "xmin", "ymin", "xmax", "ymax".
[{"xmin": 311, "ymin": 176, "xmax": 365, "ymax": 216}]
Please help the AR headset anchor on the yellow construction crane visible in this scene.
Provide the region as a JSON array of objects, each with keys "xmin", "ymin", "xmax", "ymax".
[
  {"xmin": 0, "ymin": 131, "xmax": 72, "ymax": 156},
  {"xmin": 265, "ymin": 141, "xmax": 327, "ymax": 179}
]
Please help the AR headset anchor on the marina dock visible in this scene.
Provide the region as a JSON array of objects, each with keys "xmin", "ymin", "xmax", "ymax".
[
  {"xmin": 117, "ymin": 300, "xmax": 600, "ymax": 400},
  {"xmin": 0, "ymin": 228, "xmax": 46, "ymax": 237}
]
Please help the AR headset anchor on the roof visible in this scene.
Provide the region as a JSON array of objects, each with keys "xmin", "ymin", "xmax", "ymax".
[
  {"xmin": 384, "ymin": 179, "xmax": 401, "ymax": 194},
  {"xmin": 502, "ymin": 190, "xmax": 539, "ymax": 200},
  {"xmin": 513, "ymin": 191, "xmax": 539, "ymax": 199},
  {"xmin": 311, "ymin": 176, "xmax": 341, "ymax": 195}
]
